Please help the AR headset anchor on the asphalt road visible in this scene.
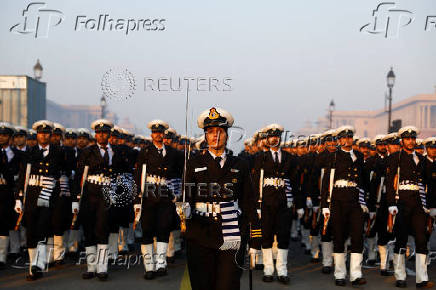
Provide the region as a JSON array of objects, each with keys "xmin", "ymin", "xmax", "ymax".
[{"xmin": 2, "ymin": 236, "xmax": 436, "ymax": 290}]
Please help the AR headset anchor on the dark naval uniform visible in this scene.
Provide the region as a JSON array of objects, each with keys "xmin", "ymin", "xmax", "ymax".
[
  {"xmin": 184, "ymin": 107, "xmax": 259, "ymax": 290},
  {"xmin": 321, "ymin": 126, "xmax": 369, "ymax": 286},
  {"xmin": 385, "ymin": 126, "xmax": 433, "ymax": 287},
  {"xmin": 0, "ymin": 124, "xmax": 23, "ymax": 267}
]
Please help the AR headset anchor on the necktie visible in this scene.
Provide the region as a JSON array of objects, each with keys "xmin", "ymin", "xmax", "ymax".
[
  {"xmin": 158, "ymin": 149, "xmax": 163, "ymax": 157},
  {"xmin": 41, "ymin": 148, "xmax": 48, "ymax": 158},
  {"xmin": 1, "ymin": 149, "xmax": 7, "ymax": 164},
  {"xmin": 215, "ymin": 156, "xmax": 222, "ymax": 168},
  {"xmin": 102, "ymin": 146, "xmax": 109, "ymax": 166},
  {"xmin": 274, "ymin": 152, "xmax": 279, "ymax": 163}
]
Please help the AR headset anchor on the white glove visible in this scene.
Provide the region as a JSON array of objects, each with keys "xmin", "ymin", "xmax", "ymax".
[
  {"xmin": 287, "ymin": 201, "xmax": 293, "ymax": 209},
  {"xmin": 182, "ymin": 202, "xmax": 191, "ymax": 219},
  {"xmin": 134, "ymin": 204, "xmax": 142, "ymax": 222},
  {"xmin": 388, "ymin": 206, "xmax": 398, "ymax": 215},
  {"xmin": 429, "ymin": 208, "xmax": 436, "ymax": 217},
  {"xmin": 306, "ymin": 198, "xmax": 313, "ymax": 208},
  {"xmin": 14, "ymin": 200, "xmax": 22, "ymax": 213},
  {"xmin": 322, "ymin": 208, "xmax": 330, "ymax": 216},
  {"xmin": 72, "ymin": 202, "xmax": 79, "ymax": 213},
  {"xmin": 369, "ymin": 212, "xmax": 376, "ymax": 219},
  {"xmin": 249, "ymin": 248, "xmax": 258, "ymax": 255},
  {"xmin": 297, "ymin": 208, "xmax": 304, "ymax": 219},
  {"xmin": 361, "ymin": 205, "xmax": 369, "ymax": 214},
  {"xmin": 313, "ymin": 206, "xmax": 320, "ymax": 212}
]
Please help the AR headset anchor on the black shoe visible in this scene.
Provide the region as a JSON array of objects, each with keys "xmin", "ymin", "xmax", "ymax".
[
  {"xmin": 395, "ymin": 280, "xmax": 407, "ymax": 288},
  {"xmin": 311, "ymin": 257, "xmax": 320, "ymax": 263},
  {"xmin": 304, "ymin": 249, "xmax": 311, "ymax": 255},
  {"xmin": 167, "ymin": 256, "xmax": 175, "ymax": 264},
  {"xmin": 380, "ymin": 269, "xmax": 393, "ymax": 276},
  {"xmin": 366, "ymin": 259, "xmax": 376, "ymax": 266},
  {"xmin": 417, "ymin": 281, "xmax": 435, "ymax": 288},
  {"xmin": 263, "ymin": 275, "xmax": 274, "ymax": 282},
  {"xmin": 54, "ymin": 260, "xmax": 65, "ymax": 266},
  {"xmin": 96, "ymin": 272, "xmax": 108, "ymax": 281},
  {"xmin": 335, "ymin": 279, "xmax": 346, "ymax": 286},
  {"xmin": 156, "ymin": 267, "xmax": 167, "ymax": 276},
  {"xmin": 144, "ymin": 271, "xmax": 155, "ymax": 280},
  {"xmin": 351, "ymin": 278, "xmax": 366, "ymax": 287},
  {"xmin": 26, "ymin": 266, "xmax": 43, "ymax": 281},
  {"xmin": 278, "ymin": 275, "xmax": 290, "ymax": 284},
  {"xmin": 82, "ymin": 272, "xmax": 95, "ymax": 279},
  {"xmin": 255, "ymin": 264, "xmax": 264, "ymax": 270},
  {"xmin": 322, "ymin": 266, "xmax": 332, "ymax": 274}
]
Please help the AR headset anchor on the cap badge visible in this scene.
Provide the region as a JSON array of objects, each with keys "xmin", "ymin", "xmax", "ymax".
[{"xmin": 209, "ymin": 107, "xmax": 220, "ymax": 120}]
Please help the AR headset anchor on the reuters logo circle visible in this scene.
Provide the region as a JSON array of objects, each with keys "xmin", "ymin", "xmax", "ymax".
[{"xmin": 101, "ymin": 68, "xmax": 136, "ymax": 101}]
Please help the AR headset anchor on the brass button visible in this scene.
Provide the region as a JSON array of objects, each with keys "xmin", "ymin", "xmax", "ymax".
[
  {"xmin": 46, "ymin": 163, "xmax": 49, "ymax": 166},
  {"xmin": 39, "ymin": 169, "xmax": 42, "ymax": 173},
  {"xmin": 45, "ymin": 170, "xmax": 48, "ymax": 173},
  {"xmin": 39, "ymin": 162, "xmax": 43, "ymax": 165}
]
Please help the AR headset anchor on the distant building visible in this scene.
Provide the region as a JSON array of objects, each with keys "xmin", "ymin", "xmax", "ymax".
[
  {"xmin": 47, "ymin": 100, "xmax": 118, "ymax": 129},
  {"xmin": 298, "ymin": 93, "xmax": 436, "ymax": 138},
  {"xmin": 0, "ymin": 75, "xmax": 46, "ymax": 128}
]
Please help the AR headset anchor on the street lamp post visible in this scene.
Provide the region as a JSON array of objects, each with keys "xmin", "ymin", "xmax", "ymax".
[
  {"xmin": 329, "ymin": 99, "xmax": 335, "ymax": 129},
  {"xmin": 100, "ymin": 95, "xmax": 107, "ymax": 119},
  {"xmin": 386, "ymin": 67, "xmax": 395, "ymax": 133},
  {"xmin": 33, "ymin": 59, "xmax": 43, "ymax": 81}
]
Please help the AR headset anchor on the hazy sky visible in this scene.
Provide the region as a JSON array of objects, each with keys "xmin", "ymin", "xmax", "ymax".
[{"xmin": 1, "ymin": 0, "xmax": 435, "ymax": 151}]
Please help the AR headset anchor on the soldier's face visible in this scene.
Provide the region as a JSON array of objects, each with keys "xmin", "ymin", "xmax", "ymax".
[
  {"xmin": 205, "ymin": 127, "xmax": 227, "ymax": 150},
  {"xmin": 151, "ymin": 132, "xmax": 164, "ymax": 143},
  {"xmin": 50, "ymin": 133, "xmax": 62, "ymax": 145},
  {"xmin": 339, "ymin": 137, "xmax": 353, "ymax": 148},
  {"xmin": 427, "ymin": 147, "xmax": 436, "ymax": 159},
  {"xmin": 14, "ymin": 135, "xmax": 26, "ymax": 147},
  {"xmin": 27, "ymin": 139, "xmax": 37, "ymax": 147},
  {"xmin": 0, "ymin": 134, "xmax": 10, "ymax": 146},
  {"xmin": 267, "ymin": 136, "xmax": 280, "ymax": 149},
  {"xmin": 64, "ymin": 137, "xmax": 76, "ymax": 147},
  {"xmin": 387, "ymin": 144, "xmax": 400, "ymax": 154},
  {"xmin": 401, "ymin": 137, "xmax": 416, "ymax": 152},
  {"xmin": 77, "ymin": 137, "xmax": 89, "ymax": 148},
  {"xmin": 163, "ymin": 138, "xmax": 172, "ymax": 146},
  {"xmin": 95, "ymin": 131, "xmax": 110, "ymax": 145},
  {"xmin": 359, "ymin": 146, "xmax": 370, "ymax": 158},
  {"xmin": 376, "ymin": 144, "xmax": 387, "ymax": 154},
  {"xmin": 37, "ymin": 132, "xmax": 51, "ymax": 146}
]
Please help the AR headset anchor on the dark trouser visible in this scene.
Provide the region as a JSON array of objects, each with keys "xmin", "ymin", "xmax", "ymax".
[
  {"xmin": 108, "ymin": 206, "xmax": 133, "ymax": 233},
  {"xmin": 331, "ymin": 199, "xmax": 364, "ymax": 253},
  {"xmin": 187, "ymin": 240, "xmax": 242, "ymax": 290},
  {"xmin": 375, "ymin": 204, "xmax": 394, "ymax": 246},
  {"xmin": 261, "ymin": 202, "xmax": 291, "ymax": 249},
  {"xmin": 25, "ymin": 206, "xmax": 52, "ymax": 248},
  {"xmin": 79, "ymin": 192, "xmax": 109, "ymax": 247},
  {"xmin": 320, "ymin": 214, "xmax": 333, "ymax": 242},
  {"xmin": 393, "ymin": 195, "xmax": 428, "ymax": 254},
  {"xmin": 141, "ymin": 199, "xmax": 174, "ymax": 244},
  {"xmin": 51, "ymin": 196, "xmax": 72, "ymax": 236},
  {"xmin": 0, "ymin": 196, "xmax": 14, "ymax": 236}
]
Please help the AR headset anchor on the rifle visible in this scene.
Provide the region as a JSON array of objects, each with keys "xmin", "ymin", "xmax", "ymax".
[
  {"xmin": 71, "ymin": 165, "xmax": 88, "ymax": 229},
  {"xmin": 258, "ymin": 168, "xmax": 264, "ymax": 219},
  {"xmin": 322, "ymin": 152, "xmax": 336, "ymax": 235},
  {"xmin": 387, "ymin": 160, "xmax": 400, "ymax": 234},
  {"xmin": 133, "ymin": 164, "xmax": 146, "ymax": 231},
  {"xmin": 14, "ymin": 163, "xmax": 31, "ymax": 231},
  {"xmin": 367, "ymin": 176, "xmax": 385, "ymax": 235}
]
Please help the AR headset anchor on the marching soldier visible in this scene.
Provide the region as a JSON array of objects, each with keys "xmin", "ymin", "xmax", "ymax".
[
  {"xmin": 183, "ymin": 107, "xmax": 259, "ymax": 290},
  {"xmin": 134, "ymin": 120, "xmax": 183, "ymax": 279},
  {"xmin": 321, "ymin": 126, "xmax": 368, "ymax": 286},
  {"xmin": 386, "ymin": 126, "xmax": 435, "ymax": 288},
  {"xmin": 0, "ymin": 123, "xmax": 22, "ymax": 269},
  {"xmin": 77, "ymin": 128, "xmax": 91, "ymax": 150},
  {"xmin": 366, "ymin": 134, "xmax": 394, "ymax": 275},
  {"xmin": 73, "ymin": 119, "xmax": 131, "ymax": 281},
  {"xmin": 14, "ymin": 120, "xmax": 70, "ymax": 280},
  {"xmin": 251, "ymin": 123, "xmax": 298, "ymax": 284},
  {"xmin": 13, "ymin": 127, "xmax": 29, "ymax": 152},
  {"xmin": 309, "ymin": 129, "xmax": 337, "ymax": 273},
  {"xmin": 27, "ymin": 130, "xmax": 37, "ymax": 148}
]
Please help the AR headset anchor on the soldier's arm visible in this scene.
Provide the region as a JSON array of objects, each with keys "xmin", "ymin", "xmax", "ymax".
[{"xmin": 385, "ymin": 155, "xmax": 397, "ymax": 206}]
